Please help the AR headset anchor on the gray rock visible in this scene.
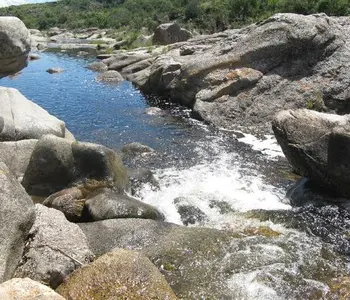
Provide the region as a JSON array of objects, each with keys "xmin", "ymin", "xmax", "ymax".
[
  {"xmin": 48, "ymin": 27, "xmax": 66, "ymax": 37},
  {"xmin": 22, "ymin": 136, "xmax": 128, "ymax": 196},
  {"xmin": 22, "ymin": 135, "xmax": 74, "ymax": 196},
  {"xmin": 28, "ymin": 53, "xmax": 40, "ymax": 60},
  {"xmin": 127, "ymin": 167, "xmax": 160, "ymax": 193},
  {"xmin": 173, "ymin": 197, "xmax": 207, "ymax": 225},
  {"xmin": 56, "ymin": 249, "xmax": 177, "ymax": 300},
  {"xmin": 46, "ymin": 68, "xmax": 64, "ymax": 74},
  {"xmin": 43, "ymin": 187, "xmax": 85, "ymax": 222},
  {"xmin": 0, "ymin": 139, "xmax": 37, "ymax": 178},
  {"xmin": 72, "ymin": 141, "xmax": 128, "ymax": 191},
  {"xmin": 179, "ymin": 45, "xmax": 195, "ymax": 56},
  {"xmin": 96, "ymin": 70, "xmax": 124, "ymax": 83},
  {"xmin": 0, "ymin": 162, "xmax": 35, "ymax": 283},
  {"xmin": 0, "ymin": 278, "xmax": 65, "ymax": 300},
  {"xmin": 77, "ymin": 50, "xmax": 89, "ymax": 56},
  {"xmin": 0, "ymin": 17, "xmax": 30, "ymax": 78},
  {"xmin": 153, "ymin": 23, "xmax": 192, "ymax": 45},
  {"xmin": 15, "ymin": 204, "xmax": 94, "ymax": 288},
  {"xmin": 85, "ymin": 188, "xmax": 164, "ymax": 221},
  {"xmin": 86, "ymin": 61, "xmax": 108, "ymax": 72},
  {"xmin": 272, "ymin": 109, "xmax": 350, "ymax": 198},
  {"xmin": 144, "ymin": 106, "xmax": 164, "ymax": 115},
  {"xmin": 0, "ymin": 87, "xmax": 66, "ymax": 141},
  {"xmin": 49, "ymin": 32, "xmax": 74, "ymax": 42}
]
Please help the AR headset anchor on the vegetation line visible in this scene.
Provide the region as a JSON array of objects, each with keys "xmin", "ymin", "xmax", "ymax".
[{"xmin": 0, "ymin": 0, "xmax": 349, "ymax": 34}]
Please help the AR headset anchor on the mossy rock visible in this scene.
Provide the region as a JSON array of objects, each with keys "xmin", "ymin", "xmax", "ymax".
[
  {"xmin": 56, "ymin": 248, "xmax": 177, "ymax": 300},
  {"xmin": 327, "ymin": 277, "xmax": 350, "ymax": 300}
]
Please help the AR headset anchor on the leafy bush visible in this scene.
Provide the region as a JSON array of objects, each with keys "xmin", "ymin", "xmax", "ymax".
[{"xmin": 0, "ymin": 0, "xmax": 349, "ymax": 33}]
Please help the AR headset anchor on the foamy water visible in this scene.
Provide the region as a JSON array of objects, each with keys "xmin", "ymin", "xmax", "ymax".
[{"xmin": 137, "ymin": 133, "xmax": 290, "ymax": 229}]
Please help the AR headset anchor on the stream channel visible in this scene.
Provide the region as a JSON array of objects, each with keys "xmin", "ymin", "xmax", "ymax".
[{"xmin": 3, "ymin": 52, "xmax": 350, "ymax": 299}]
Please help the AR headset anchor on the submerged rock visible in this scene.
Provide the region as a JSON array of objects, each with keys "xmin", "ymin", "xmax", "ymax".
[
  {"xmin": 57, "ymin": 249, "xmax": 177, "ymax": 299},
  {"xmin": 0, "ymin": 17, "xmax": 30, "ymax": 78},
  {"xmin": 0, "ymin": 162, "xmax": 35, "ymax": 283},
  {"xmin": 121, "ymin": 142, "xmax": 154, "ymax": 158},
  {"xmin": 0, "ymin": 278, "xmax": 65, "ymax": 300},
  {"xmin": 15, "ymin": 204, "xmax": 94, "ymax": 288},
  {"xmin": 272, "ymin": 109, "xmax": 350, "ymax": 198},
  {"xmin": 46, "ymin": 67, "xmax": 64, "ymax": 74}
]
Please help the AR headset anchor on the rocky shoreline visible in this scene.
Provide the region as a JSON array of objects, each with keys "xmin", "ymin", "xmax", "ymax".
[{"xmin": 2, "ymin": 14, "xmax": 350, "ymax": 299}]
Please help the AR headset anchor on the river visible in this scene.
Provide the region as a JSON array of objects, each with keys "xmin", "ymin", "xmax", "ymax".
[{"xmin": 2, "ymin": 52, "xmax": 350, "ymax": 299}]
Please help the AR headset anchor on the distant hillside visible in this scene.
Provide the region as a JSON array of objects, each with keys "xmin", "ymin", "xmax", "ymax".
[{"xmin": 0, "ymin": 0, "xmax": 348, "ymax": 33}]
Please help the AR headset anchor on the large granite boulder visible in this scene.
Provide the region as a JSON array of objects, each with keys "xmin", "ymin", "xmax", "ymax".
[
  {"xmin": 0, "ymin": 162, "xmax": 35, "ymax": 283},
  {"xmin": 0, "ymin": 278, "xmax": 65, "ymax": 300},
  {"xmin": 72, "ymin": 141, "xmax": 128, "ymax": 190},
  {"xmin": 15, "ymin": 204, "xmax": 94, "ymax": 288},
  {"xmin": 22, "ymin": 135, "xmax": 128, "ymax": 196},
  {"xmin": 0, "ymin": 88, "xmax": 67, "ymax": 141},
  {"xmin": 272, "ymin": 109, "xmax": 350, "ymax": 198},
  {"xmin": 22, "ymin": 135, "xmax": 74, "ymax": 196},
  {"xmin": 56, "ymin": 249, "xmax": 177, "ymax": 299},
  {"xmin": 152, "ymin": 23, "xmax": 192, "ymax": 45},
  {"xmin": 0, "ymin": 17, "xmax": 30, "ymax": 78}
]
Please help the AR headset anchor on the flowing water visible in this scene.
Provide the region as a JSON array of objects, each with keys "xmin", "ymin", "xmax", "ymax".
[{"xmin": 3, "ymin": 52, "xmax": 350, "ymax": 299}]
